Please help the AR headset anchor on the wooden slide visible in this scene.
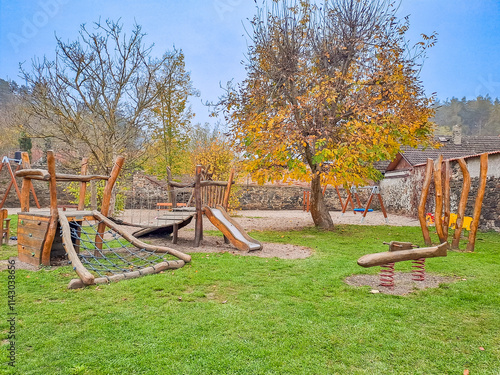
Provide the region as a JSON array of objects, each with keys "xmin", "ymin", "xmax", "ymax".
[{"xmin": 203, "ymin": 205, "xmax": 262, "ymax": 252}]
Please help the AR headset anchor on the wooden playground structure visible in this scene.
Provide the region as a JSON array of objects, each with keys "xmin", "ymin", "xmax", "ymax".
[
  {"xmin": 357, "ymin": 153, "xmax": 489, "ymax": 289},
  {"xmin": 131, "ymin": 165, "xmax": 262, "ymax": 252},
  {"xmin": 14, "ymin": 152, "xmax": 261, "ymax": 287},
  {"xmin": 417, "ymin": 154, "xmax": 488, "ymax": 251},
  {"xmin": 16, "ymin": 151, "xmax": 191, "ymax": 289}
]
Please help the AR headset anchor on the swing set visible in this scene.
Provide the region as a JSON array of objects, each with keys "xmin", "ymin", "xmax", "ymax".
[{"xmin": 341, "ymin": 186, "xmax": 388, "ymax": 223}]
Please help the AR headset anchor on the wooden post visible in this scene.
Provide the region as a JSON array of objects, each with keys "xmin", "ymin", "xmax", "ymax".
[
  {"xmin": 433, "ymin": 156, "xmax": 447, "ymax": 244},
  {"xmin": 95, "ymin": 156, "xmax": 125, "ymax": 251},
  {"xmin": 467, "ymin": 153, "xmax": 488, "ymax": 252},
  {"xmin": 418, "ymin": 159, "xmax": 434, "ymax": 246},
  {"xmin": 341, "ymin": 191, "xmax": 356, "ymax": 214},
  {"xmin": 223, "ymin": 169, "xmax": 235, "ymax": 211},
  {"xmin": 4, "ymin": 162, "xmax": 23, "ymax": 204},
  {"xmin": 22, "ymin": 152, "xmax": 41, "ymax": 209},
  {"xmin": 362, "ymin": 193, "xmax": 374, "ymax": 218},
  {"xmin": 442, "ymin": 160, "xmax": 451, "ymax": 240},
  {"xmin": 78, "ymin": 158, "xmax": 88, "ymax": 210},
  {"xmin": 20, "ymin": 178, "xmax": 31, "ymax": 212},
  {"xmin": 41, "ymin": 151, "xmax": 59, "ymax": 266},
  {"xmin": 376, "ymin": 192, "xmax": 388, "ymax": 223},
  {"xmin": 335, "ymin": 186, "xmax": 343, "ymax": 208},
  {"xmin": 90, "ymin": 181, "xmax": 97, "ymax": 210},
  {"xmin": 194, "ymin": 165, "xmax": 203, "ymax": 247},
  {"xmin": 166, "ymin": 167, "xmax": 177, "ymax": 208},
  {"xmin": 452, "ymin": 158, "xmax": 471, "ymax": 249},
  {"xmin": 100, "ymin": 156, "xmax": 124, "ymax": 217}
]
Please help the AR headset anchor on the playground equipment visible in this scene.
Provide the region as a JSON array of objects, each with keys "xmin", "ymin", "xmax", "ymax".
[
  {"xmin": 418, "ymin": 154, "xmax": 488, "ymax": 251},
  {"xmin": 16, "ymin": 151, "xmax": 190, "ymax": 289},
  {"xmin": 112, "ymin": 165, "xmax": 262, "ymax": 252},
  {"xmin": 341, "ymin": 186, "xmax": 388, "ymax": 223},
  {"xmin": 0, "ymin": 152, "xmax": 40, "ymax": 209},
  {"xmin": 175, "ymin": 165, "xmax": 261, "ymax": 252},
  {"xmin": 204, "ymin": 205, "xmax": 262, "ymax": 251},
  {"xmin": 357, "ymin": 241, "xmax": 448, "ymax": 289}
]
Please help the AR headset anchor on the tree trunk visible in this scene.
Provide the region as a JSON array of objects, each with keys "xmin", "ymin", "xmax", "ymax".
[{"xmin": 309, "ymin": 173, "xmax": 334, "ymax": 230}]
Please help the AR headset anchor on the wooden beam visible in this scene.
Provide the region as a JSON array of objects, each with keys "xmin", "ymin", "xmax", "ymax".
[
  {"xmin": 452, "ymin": 158, "xmax": 471, "ymax": 250},
  {"xmin": 442, "ymin": 160, "xmax": 451, "ymax": 240},
  {"xmin": 194, "ymin": 165, "xmax": 203, "ymax": 247},
  {"xmin": 40, "ymin": 151, "xmax": 59, "ymax": 266},
  {"xmin": 418, "ymin": 159, "xmax": 434, "ymax": 246},
  {"xmin": 67, "ymin": 260, "xmax": 185, "ymax": 289},
  {"xmin": 78, "ymin": 158, "xmax": 88, "ymax": 211},
  {"xmin": 467, "ymin": 153, "xmax": 488, "ymax": 252},
  {"xmin": 433, "ymin": 156, "xmax": 447, "ymax": 244},
  {"xmin": 357, "ymin": 242, "xmax": 448, "ymax": 268},
  {"xmin": 59, "ymin": 210, "xmax": 95, "ymax": 285},
  {"xmin": 95, "ymin": 156, "xmax": 125, "ymax": 251},
  {"xmin": 21, "ymin": 152, "xmax": 41, "ymax": 209},
  {"xmin": 16, "ymin": 170, "xmax": 109, "ymax": 182}
]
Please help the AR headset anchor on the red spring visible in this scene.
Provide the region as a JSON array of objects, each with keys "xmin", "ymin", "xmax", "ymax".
[
  {"xmin": 412, "ymin": 258, "xmax": 426, "ymax": 281},
  {"xmin": 379, "ymin": 263, "xmax": 395, "ymax": 289}
]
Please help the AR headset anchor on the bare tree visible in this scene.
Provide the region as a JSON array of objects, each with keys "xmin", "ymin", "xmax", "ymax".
[{"xmin": 19, "ymin": 19, "xmax": 171, "ymax": 173}]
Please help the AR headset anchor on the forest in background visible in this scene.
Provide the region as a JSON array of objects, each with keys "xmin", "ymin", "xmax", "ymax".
[{"xmin": 432, "ymin": 96, "xmax": 500, "ymax": 136}]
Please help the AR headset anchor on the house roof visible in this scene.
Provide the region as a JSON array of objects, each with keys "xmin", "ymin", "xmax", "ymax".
[{"xmin": 388, "ymin": 136, "xmax": 500, "ymax": 170}]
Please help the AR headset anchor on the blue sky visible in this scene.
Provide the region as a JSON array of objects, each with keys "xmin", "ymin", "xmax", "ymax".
[{"xmin": 1, "ymin": 0, "xmax": 500, "ymax": 127}]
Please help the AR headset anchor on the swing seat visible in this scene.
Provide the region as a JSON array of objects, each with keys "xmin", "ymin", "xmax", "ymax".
[{"xmin": 354, "ymin": 208, "xmax": 373, "ymax": 212}]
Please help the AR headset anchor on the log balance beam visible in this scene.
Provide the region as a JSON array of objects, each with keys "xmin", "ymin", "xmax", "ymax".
[{"xmin": 357, "ymin": 242, "xmax": 448, "ymax": 268}]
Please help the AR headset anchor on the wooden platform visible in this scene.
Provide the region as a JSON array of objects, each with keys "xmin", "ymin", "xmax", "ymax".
[{"xmin": 17, "ymin": 211, "xmax": 96, "ymax": 266}]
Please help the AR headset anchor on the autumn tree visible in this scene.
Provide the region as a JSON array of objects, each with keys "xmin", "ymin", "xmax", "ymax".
[
  {"xmin": 143, "ymin": 48, "xmax": 199, "ymax": 179},
  {"xmin": 221, "ymin": 0, "xmax": 436, "ymax": 229},
  {"xmin": 190, "ymin": 123, "xmax": 236, "ymax": 181},
  {"xmin": 18, "ymin": 20, "xmax": 172, "ymax": 173}
]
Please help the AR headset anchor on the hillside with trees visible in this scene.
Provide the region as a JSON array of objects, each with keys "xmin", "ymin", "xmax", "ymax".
[{"xmin": 433, "ymin": 96, "xmax": 500, "ymax": 136}]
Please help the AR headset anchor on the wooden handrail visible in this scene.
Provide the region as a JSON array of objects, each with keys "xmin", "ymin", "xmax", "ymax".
[{"xmin": 16, "ymin": 169, "xmax": 109, "ymax": 182}]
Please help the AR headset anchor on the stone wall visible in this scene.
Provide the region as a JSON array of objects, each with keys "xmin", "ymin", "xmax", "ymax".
[{"xmin": 236, "ymin": 185, "xmax": 381, "ymax": 211}]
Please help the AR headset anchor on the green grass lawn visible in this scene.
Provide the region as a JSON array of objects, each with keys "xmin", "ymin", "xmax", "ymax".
[{"xmin": 1, "ymin": 220, "xmax": 499, "ymax": 374}]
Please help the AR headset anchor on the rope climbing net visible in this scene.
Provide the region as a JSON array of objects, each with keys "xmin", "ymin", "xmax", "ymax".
[{"xmin": 64, "ymin": 217, "xmax": 175, "ymax": 278}]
